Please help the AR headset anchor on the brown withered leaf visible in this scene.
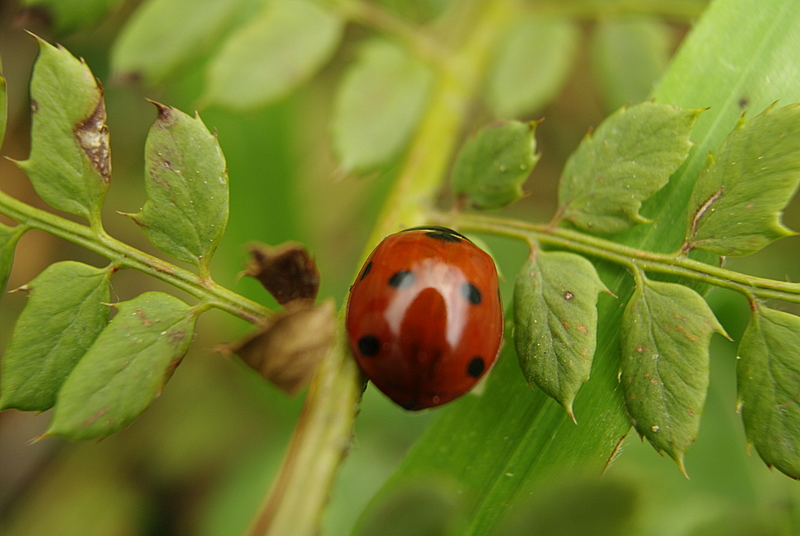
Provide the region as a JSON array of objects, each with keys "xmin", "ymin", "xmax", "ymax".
[
  {"xmin": 222, "ymin": 299, "xmax": 336, "ymax": 395},
  {"xmin": 244, "ymin": 242, "xmax": 320, "ymax": 306}
]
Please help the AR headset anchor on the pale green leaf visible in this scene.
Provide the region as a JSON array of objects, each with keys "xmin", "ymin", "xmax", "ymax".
[
  {"xmin": 16, "ymin": 36, "xmax": 109, "ymax": 222},
  {"xmin": 686, "ymin": 104, "xmax": 800, "ymax": 256},
  {"xmin": 48, "ymin": 292, "xmax": 198, "ymax": 440},
  {"xmin": 451, "ymin": 120, "xmax": 539, "ymax": 210},
  {"xmin": 619, "ymin": 276, "xmax": 725, "ymax": 471},
  {"xmin": 486, "ymin": 15, "xmax": 578, "ymax": 118},
  {"xmin": 737, "ymin": 305, "xmax": 800, "ymax": 479},
  {"xmin": 558, "ymin": 101, "xmax": 699, "ymax": 234},
  {"xmin": 332, "ymin": 39, "xmax": 433, "ymax": 172},
  {"xmin": 0, "ymin": 262, "xmax": 110, "ymax": 411},
  {"xmin": 22, "ymin": 0, "xmax": 122, "ymax": 34},
  {"xmin": 591, "ymin": 17, "xmax": 672, "ymax": 113},
  {"xmin": 111, "ymin": 0, "xmax": 245, "ymax": 85},
  {"xmin": 513, "ymin": 250, "xmax": 608, "ymax": 419},
  {"xmin": 204, "ymin": 0, "xmax": 343, "ymax": 110},
  {"xmin": 130, "ymin": 104, "xmax": 229, "ymax": 268}
]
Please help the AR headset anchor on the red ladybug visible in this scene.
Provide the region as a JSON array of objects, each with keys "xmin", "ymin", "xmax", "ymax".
[{"xmin": 346, "ymin": 226, "xmax": 503, "ymax": 410}]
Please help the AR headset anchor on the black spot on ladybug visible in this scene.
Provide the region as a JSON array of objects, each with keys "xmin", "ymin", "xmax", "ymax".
[
  {"xmin": 358, "ymin": 335, "xmax": 381, "ymax": 357},
  {"xmin": 389, "ymin": 270, "xmax": 415, "ymax": 289},
  {"xmin": 461, "ymin": 282, "xmax": 482, "ymax": 305},
  {"xmin": 360, "ymin": 261, "xmax": 373, "ymax": 281},
  {"xmin": 467, "ymin": 356, "xmax": 485, "ymax": 378}
]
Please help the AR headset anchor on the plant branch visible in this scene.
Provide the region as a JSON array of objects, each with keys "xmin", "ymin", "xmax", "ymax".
[
  {"xmin": 451, "ymin": 212, "xmax": 800, "ymax": 304},
  {"xmin": 0, "ymin": 188, "xmax": 273, "ymax": 324}
]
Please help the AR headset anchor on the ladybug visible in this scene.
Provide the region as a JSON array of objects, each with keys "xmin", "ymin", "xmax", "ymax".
[{"xmin": 346, "ymin": 226, "xmax": 503, "ymax": 410}]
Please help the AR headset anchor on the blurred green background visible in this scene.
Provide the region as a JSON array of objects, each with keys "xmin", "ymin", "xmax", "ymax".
[{"xmin": 1, "ymin": 0, "xmax": 799, "ymax": 535}]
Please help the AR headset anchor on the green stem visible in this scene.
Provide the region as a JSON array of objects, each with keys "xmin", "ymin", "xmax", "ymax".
[
  {"xmin": 0, "ymin": 188, "xmax": 272, "ymax": 324},
  {"xmin": 451, "ymin": 212, "xmax": 800, "ymax": 304},
  {"xmin": 244, "ymin": 3, "xmax": 514, "ymax": 536}
]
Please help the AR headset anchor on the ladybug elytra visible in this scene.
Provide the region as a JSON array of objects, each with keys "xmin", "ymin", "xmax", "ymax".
[{"xmin": 346, "ymin": 226, "xmax": 503, "ymax": 410}]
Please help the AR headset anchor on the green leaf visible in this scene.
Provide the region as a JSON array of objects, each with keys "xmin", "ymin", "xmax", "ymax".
[
  {"xmin": 0, "ymin": 261, "xmax": 110, "ymax": 412},
  {"xmin": 111, "ymin": 0, "xmax": 245, "ymax": 85},
  {"xmin": 16, "ymin": 36, "xmax": 109, "ymax": 222},
  {"xmin": 737, "ymin": 305, "xmax": 800, "ymax": 479},
  {"xmin": 332, "ymin": 39, "xmax": 433, "ymax": 172},
  {"xmin": 486, "ymin": 14, "xmax": 578, "ymax": 118},
  {"xmin": 47, "ymin": 292, "xmax": 199, "ymax": 440},
  {"xmin": 557, "ymin": 101, "xmax": 699, "ymax": 234},
  {"xmin": 619, "ymin": 275, "xmax": 725, "ymax": 472},
  {"xmin": 513, "ymin": 250, "xmax": 608, "ymax": 419},
  {"xmin": 591, "ymin": 17, "xmax": 671, "ymax": 112},
  {"xmin": 0, "ymin": 223, "xmax": 27, "ymax": 294},
  {"xmin": 685, "ymin": 104, "xmax": 800, "ymax": 256},
  {"xmin": 22, "ymin": 0, "xmax": 122, "ymax": 34},
  {"xmin": 204, "ymin": 0, "xmax": 343, "ymax": 110},
  {"xmin": 130, "ymin": 104, "xmax": 229, "ymax": 269},
  {"xmin": 451, "ymin": 120, "xmax": 539, "ymax": 210},
  {"xmin": 486, "ymin": 14, "xmax": 580, "ymax": 117}
]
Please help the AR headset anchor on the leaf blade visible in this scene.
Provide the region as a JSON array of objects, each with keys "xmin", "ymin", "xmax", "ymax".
[
  {"xmin": 557, "ymin": 101, "xmax": 699, "ymax": 234},
  {"xmin": 486, "ymin": 15, "xmax": 578, "ymax": 118},
  {"xmin": 513, "ymin": 250, "xmax": 608, "ymax": 418},
  {"xmin": 737, "ymin": 305, "xmax": 800, "ymax": 478},
  {"xmin": 686, "ymin": 104, "xmax": 800, "ymax": 256},
  {"xmin": 619, "ymin": 276, "xmax": 725, "ymax": 470},
  {"xmin": 204, "ymin": 0, "xmax": 343, "ymax": 110},
  {"xmin": 47, "ymin": 291, "xmax": 198, "ymax": 440},
  {"xmin": 111, "ymin": 0, "xmax": 245, "ymax": 85},
  {"xmin": 16, "ymin": 36, "xmax": 110, "ymax": 222},
  {"xmin": 451, "ymin": 120, "xmax": 539, "ymax": 210},
  {"xmin": 332, "ymin": 39, "xmax": 433, "ymax": 172},
  {"xmin": 131, "ymin": 104, "xmax": 229, "ymax": 268},
  {"xmin": 0, "ymin": 261, "xmax": 110, "ymax": 411}
]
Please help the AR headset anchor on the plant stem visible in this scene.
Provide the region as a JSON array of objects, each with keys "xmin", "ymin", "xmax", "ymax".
[
  {"xmin": 451, "ymin": 212, "xmax": 800, "ymax": 304},
  {"xmin": 0, "ymin": 188, "xmax": 272, "ymax": 324},
  {"xmin": 244, "ymin": 3, "xmax": 514, "ymax": 536}
]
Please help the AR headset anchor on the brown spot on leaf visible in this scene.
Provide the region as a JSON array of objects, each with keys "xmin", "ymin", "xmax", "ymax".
[
  {"xmin": 74, "ymin": 91, "xmax": 111, "ymax": 183},
  {"xmin": 80, "ymin": 408, "xmax": 109, "ymax": 428},
  {"xmin": 563, "ymin": 290, "xmax": 575, "ymax": 301},
  {"xmin": 134, "ymin": 307, "xmax": 152, "ymax": 326},
  {"xmin": 576, "ymin": 324, "xmax": 588, "ymax": 335}
]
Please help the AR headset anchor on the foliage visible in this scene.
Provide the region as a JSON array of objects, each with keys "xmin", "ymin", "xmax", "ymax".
[{"xmin": 2, "ymin": 1, "xmax": 800, "ymax": 536}]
